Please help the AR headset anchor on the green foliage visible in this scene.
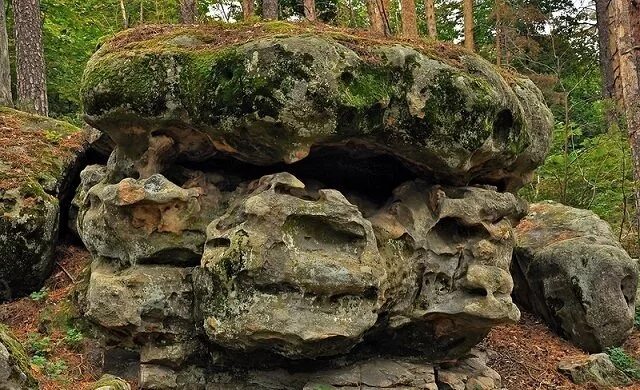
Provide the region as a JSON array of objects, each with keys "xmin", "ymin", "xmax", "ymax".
[
  {"xmin": 30, "ymin": 355, "xmax": 68, "ymax": 378},
  {"xmin": 29, "ymin": 287, "xmax": 49, "ymax": 302},
  {"xmin": 63, "ymin": 327, "xmax": 84, "ymax": 349},
  {"xmin": 520, "ymin": 123, "xmax": 637, "ymax": 254},
  {"xmin": 607, "ymin": 347, "xmax": 640, "ymax": 380},
  {"xmin": 635, "ymin": 305, "xmax": 640, "ymax": 329},
  {"xmin": 27, "ymin": 333, "xmax": 52, "ymax": 356}
]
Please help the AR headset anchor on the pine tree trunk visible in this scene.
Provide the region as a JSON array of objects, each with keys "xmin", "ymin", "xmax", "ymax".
[
  {"xmin": 179, "ymin": 0, "xmax": 197, "ymax": 23},
  {"xmin": 612, "ymin": 0, "xmax": 640, "ymax": 229},
  {"xmin": 0, "ymin": 0, "xmax": 12, "ymax": 107},
  {"xmin": 242, "ymin": 0, "xmax": 254, "ymax": 20},
  {"xmin": 495, "ymin": 0, "xmax": 502, "ymax": 66},
  {"xmin": 262, "ymin": 0, "xmax": 278, "ymax": 20},
  {"xmin": 463, "ymin": 0, "xmax": 474, "ymax": 51},
  {"xmin": 367, "ymin": 0, "xmax": 385, "ymax": 34},
  {"xmin": 425, "ymin": 0, "xmax": 437, "ymax": 38},
  {"xmin": 304, "ymin": 0, "xmax": 316, "ymax": 20},
  {"xmin": 14, "ymin": 0, "xmax": 47, "ymax": 116},
  {"xmin": 400, "ymin": 0, "xmax": 418, "ymax": 38},
  {"xmin": 596, "ymin": 0, "xmax": 615, "ymax": 100}
]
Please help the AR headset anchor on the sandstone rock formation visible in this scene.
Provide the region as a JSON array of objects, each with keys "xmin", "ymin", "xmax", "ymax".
[
  {"xmin": 0, "ymin": 107, "xmax": 87, "ymax": 299},
  {"xmin": 512, "ymin": 201, "xmax": 639, "ymax": 352},
  {"xmin": 558, "ymin": 353, "xmax": 631, "ymax": 387},
  {"xmin": 75, "ymin": 22, "xmax": 555, "ymax": 388},
  {"xmin": 0, "ymin": 325, "xmax": 38, "ymax": 389}
]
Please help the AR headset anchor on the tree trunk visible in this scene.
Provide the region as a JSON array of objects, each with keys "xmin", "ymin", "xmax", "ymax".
[
  {"xmin": 495, "ymin": 0, "xmax": 503, "ymax": 66},
  {"xmin": 595, "ymin": 0, "xmax": 615, "ymax": 99},
  {"xmin": 262, "ymin": 0, "xmax": 278, "ymax": 20},
  {"xmin": 400, "ymin": 0, "xmax": 418, "ymax": 38},
  {"xmin": 304, "ymin": 0, "xmax": 316, "ymax": 21},
  {"xmin": 120, "ymin": 0, "xmax": 128, "ymax": 28},
  {"xmin": 14, "ymin": 0, "xmax": 47, "ymax": 116},
  {"xmin": 367, "ymin": 0, "xmax": 385, "ymax": 34},
  {"xmin": 424, "ymin": 0, "xmax": 436, "ymax": 38},
  {"xmin": 611, "ymin": 0, "xmax": 640, "ymax": 229},
  {"xmin": 463, "ymin": 0, "xmax": 474, "ymax": 51},
  {"xmin": 242, "ymin": 0, "xmax": 254, "ymax": 20},
  {"xmin": 179, "ymin": 0, "xmax": 197, "ymax": 23},
  {"xmin": 0, "ymin": 0, "xmax": 12, "ymax": 106}
]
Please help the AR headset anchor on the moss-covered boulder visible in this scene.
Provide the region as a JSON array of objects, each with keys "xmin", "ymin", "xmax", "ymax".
[
  {"xmin": 80, "ymin": 22, "xmax": 553, "ymax": 190},
  {"xmin": 512, "ymin": 201, "xmax": 638, "ymax": 352},
  {"xmin": 0, "ymin": 324, "xmax": 38, "ymax": 389},
  {"xmin": 0, "ymin": 108, "xmax": 87, "ymax": 298},
  {"xmin": 90, "ymin": 374, "xmax": 131, "ymax": 390}
]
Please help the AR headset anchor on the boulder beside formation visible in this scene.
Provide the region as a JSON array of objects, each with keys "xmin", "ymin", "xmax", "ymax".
[
  {"xmin": 512, "ymin": 201, "xmax": 638, "ymax": 352},
  {"xmin": 0, "ymin": 107, "xmax": 87, "ymax": 299}
]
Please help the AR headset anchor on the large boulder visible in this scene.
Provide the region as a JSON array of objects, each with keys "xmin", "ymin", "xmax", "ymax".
[
  {"xmin": 0, "ymin": 107, "xmax": 87, "ymax": 299},
  {"xmin": 194, "ymin": 173, "xmax": 387, "ymax": 359},
  {"xmin": 80, "ymin": 23, "xmax": 552, "ymax": 190},
  {"xmin": 78, "ymin": 173, "xmax": 220, "ymax": 266},
  {"xmin": 512, "ymin": 201, "xmax": 638, "ymax": 352},
  {"xmin": 75, "ymin": 22, "xmax": 556, "ymax": 389}
]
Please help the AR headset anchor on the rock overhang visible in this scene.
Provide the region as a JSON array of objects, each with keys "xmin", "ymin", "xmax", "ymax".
[{"xmin": 80, "ymin": 22, "xmax": 553, "ymax": 191}]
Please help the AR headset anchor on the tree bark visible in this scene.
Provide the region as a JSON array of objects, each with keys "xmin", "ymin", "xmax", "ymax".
[
  {"xmin": 179, "ymin": 0, "xmax": 197, "ymax": 23},
  {"xmin": 242, "ymin": 0, "xmax": 254, "ymax": 20},
  {"xmin": 120, "ymin": 0, "xmax": 128, "ymax": 28},
  {"xmin": 494, "ymin": 0, "xmax": 503, "ymax": 65},
  {"xmin": 401, "ymin": 0, "xmax": 418, "ymax": 38},
  {"xmin": 463, "ymin": 0, "xmax": 474, "ymax": 51},
  {"xmin": 0, "ymin": 0, "xmax": 12, "ymax": 106},
  {"xmin": 425, "ymin": 0, "xmax": 437, "ymax": 38},
  {"xmin": 595, "ymin": 0, "xmax": 615, "ymax": 99},
  {"xmin": 14, "ymin": 0, "xmax": 47, "ymax": 116},
  {"xmin": 262, "ymin": 0, "xmax": 278, "ymax": 20},
  {"xmin": 304, "ymin": 0, "xmax": 316, "ymax": 21},
  {"xmin": 367, "ymin": 0, "xmax": 385, "ymax": 34},
  {"xmin": 611, "ymin": 0, "xmax": 640, "ymax": 229}
]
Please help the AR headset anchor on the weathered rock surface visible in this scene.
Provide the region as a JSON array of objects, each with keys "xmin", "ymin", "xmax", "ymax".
[
  {"xmin": 201, "ymin": 349, "xmax": 499, "ymax": 389},
  {"xmin": 0, "ymin": 325, "xmax": 38, "ymax": 389},
  {"xmin": 85, "ymin": 261, "xmax": 196, "ymax": 340},
  {"xmin": 0, "ymin": 107, "xmax": 87, "ymax": 299},
  {"xmin": 512, "ymin": 201, "xmax": 638, "ymax": 352},
  {"xmin": 558, "ymin": 353, "xmax": 631, "ymax": 388},
  {"xmin": 90, "ymin": 374, "xmax": 132, "ymax": 390},
  {"xmin": 75, "ymin": 22, "xmax": 558, "ymax": 390},
  {"xmin": 80, "ymin": 23, "xmax": 552, "ymax": 190},
  {"xmin": 78, "ymin": 174, "xmax": 219, "ymax": 266},
  {"xmin": 194, "ymin": 173, "xmax": 387, "ymax": 358},
  {"xmin": 371, "ymin": 181, "xmax": 523, "ymax": 358}
]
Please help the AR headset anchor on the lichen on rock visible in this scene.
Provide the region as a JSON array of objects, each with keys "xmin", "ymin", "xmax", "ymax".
[
  {"xmin": 74, "ymin": 21, "xmax": 558, "ymax": 389},
  {"xmin": 513, "ymin": 201, "xmax": 639, "ymax": 352}
]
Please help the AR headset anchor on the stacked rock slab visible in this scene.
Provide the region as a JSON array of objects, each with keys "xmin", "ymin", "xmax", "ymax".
[
  {"xmin": 513, "ymin": 201, "xmax": 639, "ymax": 352},
  {"xmin": 77, "ymin": 22, "xmax": 553, "ymax": 388}
]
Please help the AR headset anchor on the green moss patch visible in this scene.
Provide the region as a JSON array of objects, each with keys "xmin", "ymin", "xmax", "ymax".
[{"xmin": 0, "ymin": 107, "xmax": 87, "ymax": 193}]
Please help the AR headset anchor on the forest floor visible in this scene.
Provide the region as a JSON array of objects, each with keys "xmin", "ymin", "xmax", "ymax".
[{"xmin": 0, "ymin": 243, "xmax": 639, "ymax": 390}]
